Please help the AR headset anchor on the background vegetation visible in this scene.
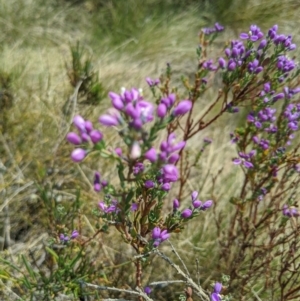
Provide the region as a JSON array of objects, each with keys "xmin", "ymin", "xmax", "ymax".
[{"xmin": 1, "ymin": 0, "xmax": 300, "ymax": 300}]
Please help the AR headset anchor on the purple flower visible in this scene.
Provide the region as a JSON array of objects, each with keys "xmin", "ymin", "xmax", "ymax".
[
  {"xmin": 131, "ymin": 203, "xmax": 139, "ymax": 211},
  {"xmin": 162, "ymin": 164, "xmax": 179, "ymax": 183},
  {"xmin": 240, "ymin": 25, "xmax": 263, "ymax": 41},
  {"xmin": 213, "ymin": 282, "xmax": 222, "ymax": 294},
  {"xmin": 152, "ymin": 228, "xmax": 170, "ymax": 247},
  {"xmin": 218, "ymin": 57, "xmax": 226, "ymax": 69},
  {"xmin": 144, "ymin": 147, "xmax": 157, "ymax": 162},
  {"xmin": 201, "ymin": 200, "xmax": 213, "ymax": 210},
  {"xmin": 66, "ymin": 132, "xmax": 82, "ymax": 145},
  {"xmin": 227, "ymin": 60, "xmax": 236, "ymax": 71},
  {"xmin": 109, "ymin": 92, "xmax": 124, "ymax": 110},
  {"xmin": 144, "ymin": 286, "xmax": 152, "ymax": 295},
  {"xmin": 152, "ymin": 227, "xmax": 161, "ymax": 239},
  {"xmin": 94, "ymin": 172, "xmax": 101, "ymax": 192},
  {"xmin": 203, "ymin": 59, "xmax": 218, "ymax": 71},
  {"xmin": 193, "ymin": 200, "xmax": 202, "ymax": 209},
  {"xmin": 161, "ymin": 183, "xmax": 171, "ymax": 191},
  {"xmin": 210, "ymin": 292, "xmax": 221, "ymax": 301},
  {"xmin": 89, "ymin": 130, "xmax": 103, "ymax": 144},
  {"xmin": 99, "ymin": 114, "xmax": 119, "ymax": 126},
  {"xmin": 233, "ymin": 151, "xmax": 256, "ymax": 168},
  {"xmin": 282, "ymin": 205, "xmax": 299, "ymax": 217},
  {"xmin": 59, "ymin": 234, "xmax": 69, "ymax": 242},
  {"xmin": 133, "ymin": 162, "xmax": 144, "ymax": 175},
  {"xmin": 145, "ymin": 180, "xmax": 155, "ymax": 189},
  {"xmin": 71, "ymin": 148, "xmax": 86, "ymax": 162},
  {"xmin": 73, "ymin": 115, "xmax": 86, "ymax": 131},
  {"xmin": 214, "ymin": 22, "xmax": 224, "ymax": 32},
  {"xmin": 70, "ymin": 230, "xmax": 79, "ymax": 239},
  {"xmin": 173, "ymin": 199, "xmax": 180, "ymax": 210},
  {"xmin": 191, "ymin": 191, "xmax": 198, "ymax": 201},
  {"xmin": 84, "ymin": 120, "xmax": 93, "ymax": 133},
  {"xmin": 146, "ymin": 77, "xmax": 160, "ymax": 87},
  {"xmin": 157, "ymin": 103, "xmax": 167, "ymax": 118},
  {"xmin": 273, "ymin": 93, "xmax": 285, "ymax": 101},
  {"xmin": 181, "ymin": 209, "xmax": 193, "ymax": 219},
  {"xmin": 173, "ymin": 100, "xmax": 192, "ymax": 116}
]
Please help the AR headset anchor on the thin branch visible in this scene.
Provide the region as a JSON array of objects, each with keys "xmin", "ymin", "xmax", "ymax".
[{"xmin": 79, "ymin": 282, "xmax": 154, "ymax": 301}]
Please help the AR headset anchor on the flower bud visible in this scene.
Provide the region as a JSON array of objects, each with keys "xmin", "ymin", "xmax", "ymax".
[
  {"xmin": 218, "ymin": 57, "xmax": 226, "ymax": 68},
  {"xmin": 130, "ymin": 142, "xmax": 141, "ymax": 159},
  {"xmin": 99, "ymin": 114, "xmax": 119, "ymax": 126},
  {"xmin": 161, "ymin": 183, "xmax": 171, "ymax": 191},
  {"xmin": 160, "ymin": 230, "xmax": 170, "ymax": 241},
  {"xmin": 84, "ymin": 120, "xmax": 93, "ymax": 133},
  {"xmin": 173, "ymin": 199, "xmax": 180, "ymax": 210},
  {"xmin": 144, "ymin": 147, "xmax": 157, "ymax": 162},
  {"xmin": 181, "ymin": 209, "xmax": 193, "ymax": 219},
  {"xmin": 191, "ymin": 191, "xmax": 198, "ymax": 201},
  {"xmin": 193, "ymin": 200, "xmax": 202, "ymax": 209},
  {"xmin": 202, "ymin": 200, "xmax": 213, "ymax": 210},
  {"xmin": 145, "ymin": 180, "xmax": 155, "ymax": 189},
  {"xmin": 70, "ymin": 230, "xmax": 79, "ymax": 239},
  {"xmin": 168, "ymin": 153, "xmax": 180, "ymax": 164},
  {"xmin": 152, "ymin": 227, "xmax": 161, "ymax": 239},
  {"xmin": 173, "ymin": 100, "xmax": 192, "ymax": 116},
  {"xmin": 109, "ymin": 92, "xmax": 124, "ymax": 110},
  {"xmin": 66, "ymin": 132, "xmax": 82, "ymax": 145},
  {"xmin": 157, "ymin": 103, "xmax": 167, "ymax": 118},
  {"xmin": 71, "ymin": 148, "xmax": 86, "ymax": 162},
  {"xmin": 90, "ymin": 130, "xmax": 103, "ymax": 144},
  {"xmin": 73, "ymin": 115, "xmax": 85, "ymax": 131}
]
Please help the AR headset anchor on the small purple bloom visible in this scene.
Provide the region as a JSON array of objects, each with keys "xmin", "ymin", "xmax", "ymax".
[
  {"xmin": 73, "ymin": 115, "xmax": 86, "ymax": 131},
  {"xmin": 144, "ymin": 286, "xmax": 152, "ymax": 295},
  {"xmin": 131, "ymin": 203, "xmax": 139, "ymax": 211},
  {"xmin": 109, "ymin": 92, "xmax": 124, "ymax": 110},
  {"xmin": 157, "ymin": 103, "xmax": 167, "ymax": 118},
  {"xmin": 99, "ymin": 114, "xmax": 119, "ymax": 126},
  {"xmin": 202, "ymin": 200, "xmax": 213, "ymax": 210},
  {"xmin": 173, "ymin": 199, "xmax": 180, "ymax": 210},
  {"xmin": 191, "ymin": 191, "xmax": 198, "ymax": 201},
  {"xmin": 84, "ymin": 120, "xmax": 93, "ymax": 133},
  {"xmin": 193, "ymin": 200, "xmax": 202, "ymax": 209},
  {"xmin": 173, "ymin": 100, "xmax": 192, "ymax": 116},
  {"xmin": 161, "ymin": 183, "xmax": 171, "ymax": 191},
  {"xmin": 90, "ymin": 130, "xmax": 103, "ymax": 144},
  {"xmin": 145, "ymin": 180, "xmax": 155, "ymax": 189},
  {"xmin": 94, "ymin": 172, "xmax": 101, "ymax": 192},
  {"xmin": 66, "ymin": 132, "xmax": 82, "ymax": 145},
  {"xmin": 70, "ymin": 230, "xmax": 79, "ymax": 239},
  {"xmin": 162, "ymin": 164, "xmax": 179, "ymax": 182},
  {"xmin": 71, "ymin": 148, "xmax": 86, "ymax": 162},
  {"xmin": 218, "ymin": 57, "xmax": 226, "ymax": 69},
  {"xmin": 144, "ymin": 147, "xmax": 157, "ymax": 162},
  {"xmin": 181, "ymin": 209, "xmax": 193, "ymax": 219},
  {"xmin": 210, "ymin": 292, "xmax": 221, "ymax": 301},
  {"xmin": 152, "ymin": 227, "xmax": 161, "ymax": 239}
]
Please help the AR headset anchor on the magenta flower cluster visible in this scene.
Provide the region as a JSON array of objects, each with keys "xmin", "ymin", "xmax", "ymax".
[
  {"xmin": 233, "ymin": 150, "xmax": 256, "ymax": 169},
  {"xmin": 282, "ymin": 205, "xmax": 299, "ymax": 217},
  {"xmin": 67, "ymin": 115, "xmax": 103, "ymax": 162},
  {"xmin": 59, "ymin": 230, "xmax": 79, "ymax": 243},
  {"xmin": 152, "ymin": 227, "xmax": 170, "ymax": 247},
  {"xmin": 181, "ymin": 191, "xmax": 213, "ymax": 219},
  {"xmin": 202, "ymin": 22, "xmax": 224, "ymax": 35},
  {"xmin": 98, "ymin": 199, "xmax": 120, "ymax": 214}
]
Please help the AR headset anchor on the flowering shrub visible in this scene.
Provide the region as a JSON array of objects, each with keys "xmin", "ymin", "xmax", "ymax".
[
  {"xmin": 2, "ymin": 21, "xmax": 300, "ymax": 301},
  {"xmin": 62, "ymin": 22, "xmax": 300, "ymax": 300}
]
